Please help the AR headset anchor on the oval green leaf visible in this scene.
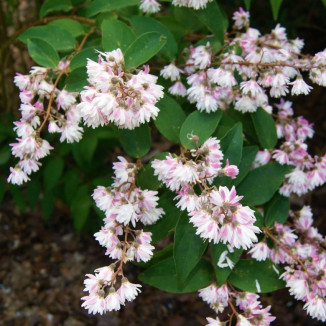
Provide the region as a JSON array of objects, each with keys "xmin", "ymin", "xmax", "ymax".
[
  {"xmin": 229, "ymin": 259, "xmax": 285, "ymax": 293},
  {"xmin": 101, "ymin": 19, "xmax": 136, "ymax": 52},
  {"xmin": 264, "ymin": 192, "xmax": 290, "ymax": 227},
  {"xmin": 251, "ymin": 107, "xmax": 277, "ymax": 149},
  {"xmin": 124, "ymin": 32, "xmax": 167, "ymax": 69},
  {"xmin": 154, "ymin": 95, "xmax": 186, "ymax": 144},
  {"xmin": 118, "ymin": 123, "xmax": 151, "ymax": 158},
  {"xmin": 139, "ymin": 257, "xmax": 213, "ymax": 293},
  {"xmin": 174, "ymin": 212, "xmax": 208, "ymax": 283},
  {"xmin": 180, "ymin": 110, "xmax": 222, "ymax": 149},
  {"xmin": 43, "ymin": 157, "xmax": 64, "ymax": 192},
  {"xmin": 237, "ymin": 163, "xmax": 293, "ymax": 206},
  {"xmin": 20, "ymin": 25, "xmax": 75, "ymax": 52},
  {"xmin": 40, "ymin": 0, "xmax": 72, "ymax": 18},
  {"xmin": 27, "ymin": 38, "xmax": 59, "ymax": 68},
  {"xmin": 130, "ymin": 16, "xmax": 178, "ymax": 59}
]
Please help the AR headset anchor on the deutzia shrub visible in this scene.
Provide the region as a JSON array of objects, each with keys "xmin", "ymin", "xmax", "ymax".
[{"xmin": 6, "ymin": 0, "xmax": 326, "ymax": 324}]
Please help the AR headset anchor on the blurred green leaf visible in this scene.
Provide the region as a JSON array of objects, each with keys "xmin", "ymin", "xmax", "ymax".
[
  {"xmin": 66, "ymin": 67, "xmax": 88, "ymax": 92},
  {"xmin": 101, "ymin": 19, "xmax": 136, "ymax": 52},
  {"xmin": 27, "ymin": 178, "xmax": 41, "ymax": 210},
  {"xmin": 27, "ymin": 38, "xmax": 59, "ymax": 68},
  {"xmin": 229, "ymin": 259, "xmax": 285, "ymax": 293},
  {"xmin": 155, "ymin": 95, "xmax": 186, "ymax": 143},
  {"xmin": 195, "ymin": 1, "xmax": 225, "ymax": 43},
  {"xmin": 71, "ymin": 185, "xmax": 92, "ymax": 231},
  {"xmin": 118, "ymin": 123, "xmax": 151, "ymax": 158},
  {"xmin": 86, "ymin": 0, "xmax": 140, "ymax": 17},
  {"xmin": 264, "ymin": 193, "xmax": 290, "ymax": 226},
  {"xmin": 237, "ymin": 163, "xmax": 293, "ymax": 206},
  {"xmin": 42, "ymin": 191, "xmax": 54, "ymax": 221},
  {"xmin": 9, "ymin": 184, "xmax": 26, "ymax": 213},
  {"xmin": 64, "ymin": 170, "xmax": 80, "ymax": 204},
  {"xmin": 43, "ymin": 157, "xmax": 64, "ymax": 192},
  {"xmin": 0, "ymin": 178, "xmax": 6, "ymax": 205},
  {"xmin": 180, "ymin": 110, "xmax": 222, "ymax": 149},
  {"xmin": 48, "ymin": 19, "xmax": 85, "ymax": 37},
  {"xmin": 20, "ymin": 25, "xmax": 75, "ymax": 52},
  {"xmin": 139, "ymin": 257, "xmax": 213, "ymax": 293},
  {"xmin": 124, "ymin": 32, "xmax": 167, "ymax": 69},
  {"xmin": 251, "ymin": 108, "xmax": 277, "ymax": 149},
  {"xmin": 130, "ymin": 16, "xmax": 178, "ymax": 59},
  {"xmin": 174, "ymin": 212, "xmax": 208, "ymax": 283},
  {"xmin": 210, "ymin": 243, "xmax": 242, "ymax": 286},
  {"xmin": 40, "ymin": 0, "xmax": 72, "ymax": 18},
  {"xmin": 270, "ymin": 0, "xmax": 283, "ymax": 20}
]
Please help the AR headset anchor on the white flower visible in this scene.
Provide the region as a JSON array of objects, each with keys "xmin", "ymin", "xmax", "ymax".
[
  {"xmin": 160, "ymin": 63, "xmax": 182, "ymax": 81},
  {"xmin": 118, "ymin": 279, "xmax": 142, "ymax": 302},
  {"xmin": 289, "ymin": 77, "xmax": 313, "ymax": 95},
  {"xmin": 139, "ymin": 0, "xmax": 161, "ymax": 13}
]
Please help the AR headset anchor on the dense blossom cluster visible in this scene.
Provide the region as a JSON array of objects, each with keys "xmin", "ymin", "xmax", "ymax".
[
  {"xmin": 139, "ymin": 0, "xmax": 213, "ymax": 13},
  {"xmin": 199, "ymin": 283, "xmax": 275, "ymax": 325},
  {"xmin": 249, "ymin": 206, "xmax": 326, "ymax": 322},
  {"xmin": 152, "ymin": 137, "xmax": 260, "ymax": 250},
  {"xmin": 252, "ymin": 99, "xmax": 326, "ymax": 197},
  {"xmin": 160, "ymin": 8, "xmax": 326, "ymax": 115},
  {"xmin": 8, "ymin": 63, "xmax": 82, "ymax": 185},
  {"xmin": 82, "ymin": 157, "xmax": 164, "ymax": 314},
  {"xmin": 78, "ymin": 49, "xmax": 164, "ymax": 130}
]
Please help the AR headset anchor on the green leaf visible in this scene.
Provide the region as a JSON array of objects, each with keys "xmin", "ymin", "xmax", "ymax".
[
  {"xmin": 40, "ymin": 0, "xmax": 72, "ymax": 18},
  {"xmin": 124, "ymin": 32, "xmax": 167, "ymax": 69},
  {"xmin": 48, "ymin": 19, "xmax": 85, "ymax": 37},
  {"xmin": 27, "ymin": 38, "xmax": 59, "ymax": 68},
  {"xmin": 130, "ymin": 16, "xmax": 178, "ymax": 60},
  {"xmin": 136, "ymin": 152, "xmax": 169, "ymax": 191},
  {"xmin": 180, "ymin": 110, "xmax": 222, "ymax": 149},
  {"xmin": 65, "ymin": 67, "xmax": 88, "ymax": 92},
  {"xmin": 0, "ymin": 147, "xmax": 11, "ymax": 165},
  {"xmin": 251, "ymin": 108, "xmax": 277, "ymax": 149},
  {"xmin": 27, "ymin": 178, "xmax": 41, "ymax": 210},
  {"xmin": 43, "ymin": 157, "xmax": 64, "ymax": 192},
  {"xmin": 234, "ymin": 145, "xmax": 258, "ymax": 186},
  {"xmin": 145, "ymin": 191, "xmax": 181, "ymax": 243},
  {"xmin": 118, "ymin": 123, "xmax": 151, "ymax": 158},
  {"xmin": 69, "ymin": 47, "xmax": 99, "ymax": 71},
  {"xmin": 214, "ymin": 111, "xmax": 237, "ymax": 139},
  {"xmin": 196, "ymin": 36, "xmax": 222, "ymax": 53},
  {"xmin": 19, "ymin": 25, "xmax": 75, "ymax": 52},
  {"xmin": 155, "ymin": 95, "xmax": 186, "ymax": 143},
  {"xmin": 322, "ymin": 0, "xmax": 326, "ymax": 8},
  {"xmin": 9, "ymin": 185, "xmax": 26, "ymax": 213},
  {"xmin": 0, "ymin": 177, "xmax": 6, "ymax": 205},
  {"xmin": 270, "ymin": 0, "xmax": 283, "ymax": 20},
  {"xmin": 264, "ymin": 193, "xmax": 290, "ymax": 226},
  {"xmin": 220, "ymin": 122, "xmax": 243, "ymax": 166},
  {"xmin": 86, "ymin": 0, "xmax": 140, "ymax": 17},
  {"xmin": 101, "ymin": 19, "xmax": 136, "ymax": 52},
  {"xmin": 210, "ymin": 243, "xmax": 243, "ymax": 286},
  {"xmin": 172, "ymin": 6, "xmax": 204, "ymax": 33},
  {"xmin": 174, "ymin": 212, "xmax": 208, "ymax": 283},
  {"xmin": 229, "ymin": 259, "xmax": 285, "ymax": 293},
  {"xmin": 237, "ymin": 163, "xmax": 293, "ymax": 206},
  {"xmin": 139, "ymin": 257, "xmax": 213, "ymax": 293},
  {"xmin": 195, "ymin": 1, "xmax": 225, "ymax": 44},
  {"xmin": 71, "ymin": 185, "xmax": 92, "ymax": 232},
  {"xmin": 78, "ymin": 136, "xmax": 98, "ymax": 163},
  {"xmin": 243, "ymin": 0, "xmax": 251, "ymax": 10},
  {"xmin": 134, "ymin": 244, "xmax": 174, "ymax": 268},
  {"xmin": 42, "ymin": 191, "xmax": 54, "ymax": 221},
  {"xmin": 64, "ymin": 170, "xmax": 80, "ymax": 204}
]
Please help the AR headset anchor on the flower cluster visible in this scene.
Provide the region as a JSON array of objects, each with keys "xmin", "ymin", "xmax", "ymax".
[
  {"xmin": 78, "ymin": 49, "xmax": 164, "ymax": 130},
  {"xmin": 139, "ymin": 0, "xmax": 213, "ymax": 13},
  {"xmin": 152, "ymin": 136, "xmax": 260, "ymax": 249},
  {"xmin": 250, "ymin": 206, "xmax": 326, "ymax": 322},
  {"xmin": 199, "ymin": 283, "xmax": 275, "ymax": 325},
  {"xmin": 252, "ymin": 99, "xmax": 326, "ymax": 197},
  {"xmin": 82, "ymin": 157, "xmax": 164, "ymax": 314},
  {"xmin": 8, "ymin": 63, "xmax": 82, "ymax": 185},
  {"xmin": 161, "ymin": 7, "xmax": 326, "ymax": 115}
]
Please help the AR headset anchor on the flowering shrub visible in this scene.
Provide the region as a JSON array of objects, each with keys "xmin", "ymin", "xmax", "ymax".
[{"xmin": 5, "ymin": 0, "xmax": 326, "ymax": 324}]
